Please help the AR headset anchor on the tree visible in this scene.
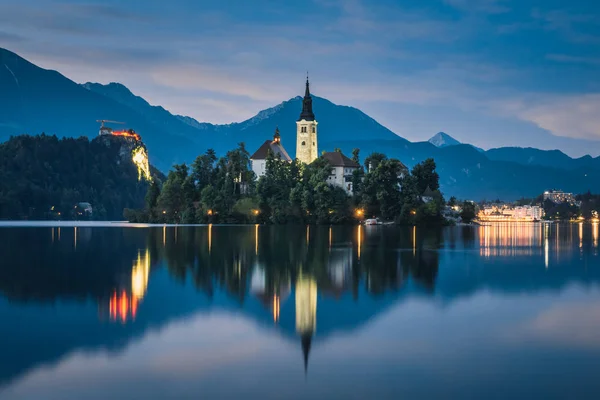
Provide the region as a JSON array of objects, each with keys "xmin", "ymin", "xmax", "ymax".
[
  {"xmin": 364, "ymin": 152, "xmax": 387, "ymax": 173},
  {"xmin": 361, "ymin": 158, "xmax": 404, "ymax": 220},
  {"xmin": 460, "ymin": 201, "xmax": 476, "ymax": 223},
  {"xmin": 411, "ymin": 158, "xmax": 439, "ymax": 194},
  {"xmin": 156, "ymin": 164, "xmax": 189, "ymax": 222},
  {"xmin": 191, "ymin": 149, "xmax": 217, "ymax": 192},
  {"xmin": 351, "ymin": 148, "xmax": 364, "ymax": 206},
  {"xmin": 448, "ymin": 196, "xmax": 457, "ymax": 207}
]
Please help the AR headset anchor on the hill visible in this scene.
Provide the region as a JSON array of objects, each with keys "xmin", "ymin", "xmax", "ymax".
[
  {"xmin": 485, "ymin": 147, "xmax": 600, "ymax": 171},
  {"xmin": 85, "ymin": 81, "xmax": 403, "ymax": 156},
  {"xmin": 0, "ymin": 48, "xmax": 200, "ymax": 170},
  {"xmin": 0, "ymin": 134, "xmax": 160, "ymax": 219},
  {"xmin": 2, "ymin": 47, "xmax": 600, "ymax": 200}
]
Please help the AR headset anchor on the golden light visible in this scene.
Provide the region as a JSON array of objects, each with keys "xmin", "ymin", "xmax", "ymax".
[
  {"xmin": 357, "ymin": 225, "xmax": 362, "ymax": 260},
  {"xmin": 355, "ymin": 208, "xmax": 364, "ymax": 217},
  {"xmin": 162, "ymin": 210, "xmax": 166, "ymax": 214},
  {"xmin": 208, "ymin": 223, "xmax": 212, "ymax": 253},
  {"xmin": 253, "ymin": 209, "xmax": 260, "ymax": 215},
  {"xmin": 108, "ymin": 290, "xmax": 138, "ymax": 323},
  {"xmin": 273, "ymin": 294, "xmax": 280, "ymax": 322},
  {"xmin": 112, "ymin": 130, "xmax": 141, "ymax": 141},
  {"xmin": 131, "ymin": 146, "xmax": 152, "ymax": 182},
  {"xmin": 207, "ymin": 209, "xmax": 213, "ymax": 216},
  {"xmin": 410, "ymin": 209, "xmax": 417, "ymax": 215},
  {"xmin": 131, "ymin": 249, "xmax": 150, "ymax": 300},
  {"xmin": 255, "ymin": 223, "xmax": 259, "ymax": 255}
]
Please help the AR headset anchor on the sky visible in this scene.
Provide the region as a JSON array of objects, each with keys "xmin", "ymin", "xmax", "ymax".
[{"xmin": 0, "ymin": 0, "xmax": 600, "ymax": 156}]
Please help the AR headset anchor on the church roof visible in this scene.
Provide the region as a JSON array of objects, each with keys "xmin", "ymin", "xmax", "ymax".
[
  {"xmin": 250, "ymin": 140, "xmax": 292, "ymax": 161},
  {"xmin": 321, "ymin": 151, "xmax": 360, "ymax": 168},
  {"xmin": 298, "ymin": 77, "xmax": 315, "ymax": 121},
  {"xmin": 422, "ymin": 186, "xmax": 436, "ymax": 197}
]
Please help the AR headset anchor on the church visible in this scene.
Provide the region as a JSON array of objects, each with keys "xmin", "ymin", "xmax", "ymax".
[{"xmin": 250, "ymin": 77, "xmax": 359, "ymax": 193}]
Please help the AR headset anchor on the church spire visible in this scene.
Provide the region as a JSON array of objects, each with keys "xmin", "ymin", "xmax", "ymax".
[
  {"xmin": 298, "ymin": 74, "xmax": 315, "ymax": 121},
  {"xmin": 301, "ymin": 333, "xmax": 312, "ymax": 377}
]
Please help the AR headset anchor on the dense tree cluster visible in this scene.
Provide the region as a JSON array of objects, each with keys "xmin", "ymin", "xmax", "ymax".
[
  {"xmin": 0, "ymin": 134, "xmax": 159, "ymax": 220},
  {"xmin": 128, "ymin": 144, "xmax": 447, "ymax": 225}
]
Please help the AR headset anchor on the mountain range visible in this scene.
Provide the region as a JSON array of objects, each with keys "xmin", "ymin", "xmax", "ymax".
[{"xmin": 2, "ymin": 47, "xmax": 600, "ymax": 200}]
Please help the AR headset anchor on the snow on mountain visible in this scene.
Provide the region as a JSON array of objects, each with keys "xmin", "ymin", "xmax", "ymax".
[{"xmin": 428, "ymin": 132, "xmax": 461, "ymax": 148}]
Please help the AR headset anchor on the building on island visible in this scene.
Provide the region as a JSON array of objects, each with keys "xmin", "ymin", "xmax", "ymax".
[
  {"xmin": 250, "ymin": 127, "xmax": 292, "ymax": 178},
  {"xmin": 321, "ymin": 151, "xmax": 360, "ymax": 194},
  {"xmin": 296, "ymin": 77, "xmax": 318, "ymax": 165}
]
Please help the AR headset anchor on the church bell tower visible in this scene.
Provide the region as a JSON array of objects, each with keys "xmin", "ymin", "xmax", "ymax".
[{"xmin": 296, "ymin": 76, "xmax": 318, "ymax": 164}]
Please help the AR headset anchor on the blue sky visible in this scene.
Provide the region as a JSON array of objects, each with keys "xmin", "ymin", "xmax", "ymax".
[{"xmin": 1, "ymin": 0, "xmax": 599, "ymax": 155}]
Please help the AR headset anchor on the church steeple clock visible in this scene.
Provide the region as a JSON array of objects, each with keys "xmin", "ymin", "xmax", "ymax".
[{"xmin": 296, "ymin": 76, "xmax": 318, "ymax": 164}]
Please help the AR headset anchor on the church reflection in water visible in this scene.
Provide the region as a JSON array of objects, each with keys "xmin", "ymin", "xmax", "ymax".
[
  {"xmin": 0, "ymin": 222, "xmax": 599, "ymax": 385},
  {"xmin": 137, "ymin": 224, "xmax": 441, "ymax": 371}
]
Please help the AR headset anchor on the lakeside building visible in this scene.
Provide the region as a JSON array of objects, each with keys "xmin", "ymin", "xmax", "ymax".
[
  {"xmin": 543, "ymin": 190, "xmax": 578, "ymax": 206},
  {"xmin": 250, "ymin": 127, "xmax": 292, "ymax": 178},
  {"xmin": 479, "ymin": 204, "xmax": 544, "ymax": 222},
  {"xmin": 321, "ymin": 151, "xmax": 360, "ymax": 194}
]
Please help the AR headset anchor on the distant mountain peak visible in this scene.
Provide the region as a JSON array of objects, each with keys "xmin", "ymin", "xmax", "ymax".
[{"xmin": 428, "ymin": 132, "xmax": 461, "ymax": 148}]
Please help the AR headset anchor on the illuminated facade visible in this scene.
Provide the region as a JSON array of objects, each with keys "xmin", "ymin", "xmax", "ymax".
[
  {"xmin": 543, "ymin": 190, "xmax": 578, "ymax": 205},
  {"xmin": 296, "ymin": 77, "xmax": 318, "ymax": 165},
  {"xmin": 250, "ymin": 127, "xmax": 292, "ymax": 177},
  {"xmin": 479, "ymin": 205, "xmax": 544, "ymax": 222}
]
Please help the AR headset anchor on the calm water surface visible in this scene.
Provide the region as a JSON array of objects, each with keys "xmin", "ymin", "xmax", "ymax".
[{"xmin": 0, "ymin": 223, "xmax": 599, "ymax": 399}]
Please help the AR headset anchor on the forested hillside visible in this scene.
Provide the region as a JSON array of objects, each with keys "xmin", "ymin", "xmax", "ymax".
[{"xmin": 0, "ymin": 134, "xmax": 161, "ymax": 220}]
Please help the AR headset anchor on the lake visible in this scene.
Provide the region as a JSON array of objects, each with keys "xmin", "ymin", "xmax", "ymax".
[{"xmin": 0, "ymin": 222, "xmax": 599, "ymax": 399}]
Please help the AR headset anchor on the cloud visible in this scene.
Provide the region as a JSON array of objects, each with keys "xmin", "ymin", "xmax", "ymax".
[
  {"xmin": 512, "ymin": 302, "xmax": 600, "ymax": 349},
  {"xmin": 518, "ymin": 94, "xmax": 600, "ymax": 140},
  {"xmin": 0, "ymin": 30, "xmax": 26, "ymax": 44},
  {"xmin": 444, "ymin": 0, "xmax": 510, "ymax": 14},
  {"xmin": 545, "ymin": 54, "xmax": 600, "ymax": 66}
]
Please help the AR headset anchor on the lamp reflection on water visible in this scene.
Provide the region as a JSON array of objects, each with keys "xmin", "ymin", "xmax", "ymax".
[
  {"xmin": 357, "ymin": 225, "xmax": 362, "ymax": 260},
  {"xmin": 255, "ymin": 224, "xmax": 259, "ymax": 255},
  {"xmin": 544, "ymin": 224, "xmax": 549, "ymax": 269},
  {"xmin": 479, "ymin": 223, "xmax": 543, "ymax": 257},
  {"xmin": 208, "ymin": 223, "xmax": 212, "ymax": 254},
  {"xmin": 131, "ymin": 249, "xmax": 150, "ymax": 300},
  {"xmin": 104, "ymin": 249, "xmax": 150, "ymax": 324}
]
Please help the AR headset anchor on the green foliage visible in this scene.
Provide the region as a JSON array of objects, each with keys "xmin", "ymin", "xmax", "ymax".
[
  {"xmin": 460, "ymin": 201, "xmax": 477, "ymax": 223},
  {"xmin": 411, "ymin": 158, "xmax": 439, "ymax": 194},
  {"xmin": 128, "ymin": 145, "xmax": 447, "ymax": 226},
  {"xmin": 0, "ymin": 134, "xmax": 157, "ymax": 220}
]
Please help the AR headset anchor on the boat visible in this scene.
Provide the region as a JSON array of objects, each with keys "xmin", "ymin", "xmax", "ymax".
[{"xmin": 364, "ymin": 218, "xmax": 381, "ymax": 226}]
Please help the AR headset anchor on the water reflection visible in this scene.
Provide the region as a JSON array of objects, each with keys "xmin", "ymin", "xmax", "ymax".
[{"xmin": 0, "ymin": 223, "xmax": 599, "ymax": 398}]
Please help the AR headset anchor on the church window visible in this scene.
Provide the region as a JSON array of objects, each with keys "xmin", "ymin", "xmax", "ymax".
[
  {"xmin": 312, "ymin": 126, "xmax": 316, "ymax": 133},
  {"xmin": 313, "ymin": 142, "xmax": 315, "ymax": 145},
  {"xmin": 302, "ymin": 141, "xmax": 306, "ymax": 146}
]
